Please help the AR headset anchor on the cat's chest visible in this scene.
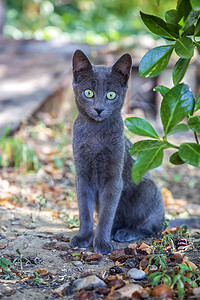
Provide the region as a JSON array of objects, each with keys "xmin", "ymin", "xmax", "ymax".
[{"xmin": 73, "ymin": 120, "xmax": 124, "ymax": 159}]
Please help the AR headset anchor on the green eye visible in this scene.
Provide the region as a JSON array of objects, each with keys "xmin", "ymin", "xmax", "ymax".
[
  {"xmin": 84, "ymin": 89, "xmax": 94, "ymax": 98},
  {"xmin": 107, "ymin": 91, "xmax": 116, "ymax": 100}
]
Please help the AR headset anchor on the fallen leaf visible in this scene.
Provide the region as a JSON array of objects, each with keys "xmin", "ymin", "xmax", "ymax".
[
  {"xmin": 109, "ymin": 250, "xmax": 126, "ymax": 261},
  {"xmin": 84, "ymin": 253, "xmax": 103, "ymax": 262},
  {"xmin": 128, "ymin": 243, "xmax": 137, "ymax": 250},
  {"xmin": 183, "ymin": 256, "xmax": 198, "ymax": 271},
  {"xmin": 152, "ymin": 284, "xmax": 174, "ymax": 298},
  {"xmin": 139, "ymin": 259, "xmax": 148, "ymax": 271},
  {"xmin": 114, "ymin": 260, "xmax": 124, "ymax": 267},
  {"xmin": 38, "ymin": 268, "xmax": 49, "ymax": 276},
  {"xmin": 170, "ymin": 253, "xmax": 183, "ymax": 263}
]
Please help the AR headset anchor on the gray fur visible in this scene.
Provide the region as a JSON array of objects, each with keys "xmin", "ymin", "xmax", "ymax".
[{"xmin": 70, "ymin": 50, "xmax": 164, "ymax": 254}]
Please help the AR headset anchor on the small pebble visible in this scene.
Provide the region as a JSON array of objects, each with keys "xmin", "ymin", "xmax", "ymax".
[
  {"xmin": 127, "ymin": 268, "xmax": 146, "ymax": 280},
  {"xmin": 193, "ymin": 287, "xmax": 200, "ymax": 296},
  {"xmin": 74, "ymin": 275, "xmax": 106, "ymax": 290},
  {"xmin": 149, "ymin": 264, "xmax": 158, "ymax": 272}
]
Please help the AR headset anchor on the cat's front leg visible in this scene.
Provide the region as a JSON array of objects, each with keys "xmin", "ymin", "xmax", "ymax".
[
  {"xmin": 70, "ymin": 179, "xmax": 95, "ymax": 248},
  {"xmin": 93, "ymin": 179, "xmax": 122, "ymax": 254}
]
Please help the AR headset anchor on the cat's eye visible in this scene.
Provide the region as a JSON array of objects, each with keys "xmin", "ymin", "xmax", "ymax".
[
  {"xmin": 107, "ymin": 91, "xmax": 116, "ymax": 100},
  {"xmin": 84, "ymin": 89, "xmax": 94, "ymax": 98}
]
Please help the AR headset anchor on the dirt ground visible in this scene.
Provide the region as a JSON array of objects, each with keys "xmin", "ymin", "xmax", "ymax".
[{"xmin": 0, "ymin": 117, "xmax": 200, "ymax": 299}]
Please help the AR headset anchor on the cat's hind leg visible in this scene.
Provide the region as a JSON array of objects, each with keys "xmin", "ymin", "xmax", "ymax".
[
  {"xmin": 113, "ymin": 218, "xmax": 159, "ymax": 242},
  {"xmin": 113, "ymin": 178, "xmax": 164, "ymax": 243}
]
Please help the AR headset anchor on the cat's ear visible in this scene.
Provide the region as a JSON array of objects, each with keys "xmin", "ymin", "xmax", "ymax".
[
  {"xmin": 111, "ymin": 53, "xmax": 132, "ymax": 86},
  {"xmin": 72, "ymin": 50, "xmax": 92, "ymax": 82}
]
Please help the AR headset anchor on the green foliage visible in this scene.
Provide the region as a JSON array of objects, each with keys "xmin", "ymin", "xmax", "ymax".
[
  {"xmin": 172, "ymin": 264, "xmax": 198, "ymax": 299},
  {"xmin": 4, "ymin": 0, "xmax": 178, "ymax": 43},
  {"xmin": 139, "ymin": 45, "xmax": 174, "ymax": 77},
  {"xmin": 13, "ymin": 249, "xmax": 30, "ymax": 271},
  {"xmin": 148, "ymin": 269, "xmax": 172, "ymax": 286},
  {"xmin": 126, "ymin": 0, "xmax": 200, "ymax": 184},
  {"xmin": 148, "ymin": 248, "xmax": 167, "ymax": 269},
  {"xmin": 66, "ymin": 214, "xmax": 80, "ymax": 228},
  {"xmin": 32, "ymin": 272, "xmax": 42, "ymax": 286},
  {"xmin": 0, "ymin": 257, "xmax": 12, "ymax": 272},
  {"xmin": 0, "ymin": 126, "xmax": 40, "ymax": 171}
]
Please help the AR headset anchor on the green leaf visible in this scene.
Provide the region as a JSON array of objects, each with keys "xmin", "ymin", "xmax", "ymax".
[
  {"xmin": 129, "ymin": 140, "xmax": 163, "ymax": 157},
  {"xmin": 177, "ymin": 0, "xmax": 192, "ymax": 21},
  {"xmin": 190, "ymin": 0, "xmax": 200, "ymax": 10},
  {"xmin": 184, "ymin": 25, "xmax": 195, "ymax": 35},
  {"xmin": 165, "ymin": 9, "xmax": 179, "ymax": 25},
  {"xmin": 153, "ymin": 85, "xmax": 170, "ymax": 97},
  {"xmin": 148, "ymin": 271, "xmax": 161, "ymax": 278},
  {"xmin": 183, "ymin": 10, "xmax": 200, "ymax": 31},
  {"xmin": 139, "ymin": 45, "xmax": 174, "ymax": 78},
  {"xmin": 170, "ymin": 152, "xmax": 185, "ymax": 165},
  {"xmin": 164, "ymin": 274, "xmax": 172, "ymax": 286},
  {"xmin": 179, "ymin": 143, "xmax": 200, "ymax": 167},
  {"xmin": 177, "ymin": 279, "xmax": 185, "ymax": 299},
  {"xmin": 172, "ymin": 58, "xmax": 190, "ymax": 84},
  {"xmin": 168, "ymin": 123, "xmax": 189, "ymax": 135},
  {"xmin": 152, "ymin": 274, "xmax": 162, "ymax": 285},
  {"xmin": 188, "ymin": 116, "xmax": 200, "ymax": 133},
  {"xmin": 125, "ymin": 117, "xmax": 159, "ymax": 139},
  {"xmin": 53, "ymin": 155, "xmax": 64, "ymax": 168},
  {"xmin": 0, "ymin": 257, "xmax": 12, "ymax": 271},
  {"xmin": 3, "ymin": 125, "xmax": 11, "ymax": 138},
  {"xmin": 194, "ymin": 90, "xmax": 200, "ymax": 112},
  {"xmin": 161, "ymin": 84, "xmax": 194, "ymax": 135},
  {"xmin": 132, "ymin": 146, "xmax": 164, "ymax": 184},
  {"xmin": 175, "ymin": 36, "xmax": 194, "ymax": 58},
  {"xmin": 183, "ymin": 276, "xmax": 197, "ymax": 287},
  {"xmin": 194, "ymin": 17, "xmax": 200, "ymax": 36},
  {"xmin": 196, "ymin": 42, "xmax": 200, "ymax": 54},
  {"xmin": 140, "ymin": 12, "xmax": 176, "ymax": 39}
]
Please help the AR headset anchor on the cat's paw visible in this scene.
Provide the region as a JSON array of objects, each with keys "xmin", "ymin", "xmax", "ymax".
[
  {"xmin": 70, "ymin": 235, "xmax": 92, "ymax": 248},
  {"xmin": 114, "ymin": 229, "xmax": 139, "ymax": 242},
  {"xmin": 93, "ymin": 240, "xmax": 114, "ymax": 254}
]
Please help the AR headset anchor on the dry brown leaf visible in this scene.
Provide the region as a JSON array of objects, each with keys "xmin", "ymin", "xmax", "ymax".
[
  {"xmin": 138, "ymin": 242, "xmax": 150, "ymax": 250},
  {"xmin": 139, "ymin": 259, "xmax": 149, "ymax": 271},
  {"xmin": 152, "ymin": 284, "xmax": 174, "ymax": 298},
  {"xmin": 0, "ymin": 197, "xmax": 13, "ymax": 202},
  {"xmin": 85, "ymin": 253, "xmax": 103, "ymax": 262},
  {"xmin": 109, "ymin": 250, "xmax": 126, "ymax": 261},
  {"xmin": 182, "ymin": 256, "xmax": 198, "ymax": 271},
  {"xmin": 128, "ymin": 243, "xmax": 137, "ymax": 250},
  {"xmin": 37, "ymin": 268, "xmax": 49, "ymax": 276},
  {"xmin": 143, "ymin": 266, "xmax": 149, "ymax": 275},
  {"xmin": 114, "ymin": 260, "xmax": 124, "ymax": 267},
  {"xmin": 162, "ymin": 188, "xmax": 187, "ymax": 207}
]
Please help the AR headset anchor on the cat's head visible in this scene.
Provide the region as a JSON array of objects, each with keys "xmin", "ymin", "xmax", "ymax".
[{"xmin": 72, "ymin": 50, "xmax": 132, "ymax": 122}]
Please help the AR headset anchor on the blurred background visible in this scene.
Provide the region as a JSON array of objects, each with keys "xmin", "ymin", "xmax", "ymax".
[{"xmin": 3, "ymin": 0, "xmax": 176, "ymax": 43}]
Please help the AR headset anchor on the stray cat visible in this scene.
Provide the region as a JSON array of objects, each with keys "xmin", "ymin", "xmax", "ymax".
[{"xmin": 70, "ymin": 50, "xmax": 165, "ymax": 254}]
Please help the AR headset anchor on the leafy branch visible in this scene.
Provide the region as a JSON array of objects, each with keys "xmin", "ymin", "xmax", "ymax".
[{"xmin": 126, "ymin": 0, "xmax": 200, "ymax": 184}]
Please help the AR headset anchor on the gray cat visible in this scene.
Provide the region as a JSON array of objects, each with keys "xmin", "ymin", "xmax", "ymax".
[{"xmin": 70, "ymin": 50, "xmax": 164, "ymax": 254}]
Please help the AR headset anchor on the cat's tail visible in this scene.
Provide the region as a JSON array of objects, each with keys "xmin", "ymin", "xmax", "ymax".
[{"xmin": 168, "ymin": 217, "xmax": 200, "ymax": 229}]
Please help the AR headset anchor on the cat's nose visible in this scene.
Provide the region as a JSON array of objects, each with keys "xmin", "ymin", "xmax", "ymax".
[{"xmin": 94, "ymin": 108, "xmax": 104, "ymax": 115}]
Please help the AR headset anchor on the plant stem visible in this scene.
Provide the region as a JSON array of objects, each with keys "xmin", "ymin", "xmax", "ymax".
[
  {"xmin": 165, "ymin": 141, "xmax": 179, "ymax": 149},
  {"xmin": 194, "ymin": 132, "xmax": 199, "ymax": 144}
]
